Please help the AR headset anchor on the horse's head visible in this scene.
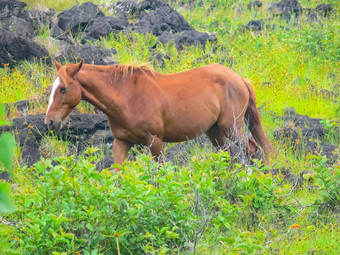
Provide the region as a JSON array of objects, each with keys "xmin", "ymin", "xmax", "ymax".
[{"xmin": 45, "ymin": 60, "xmax": 83, "ymax": 129}]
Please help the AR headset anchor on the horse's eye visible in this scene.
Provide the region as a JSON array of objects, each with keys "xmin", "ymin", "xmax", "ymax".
[{"xmin": 60, "ymin": 87, "xmax": 67, "ymax": 93}]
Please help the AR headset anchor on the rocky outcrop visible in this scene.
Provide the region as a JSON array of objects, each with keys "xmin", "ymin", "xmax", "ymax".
[
  {"xmin": 57, "ymin": 2, "xmax": 104, "ymax": 33},
  {"xmin": 274, "ymin": 108, "xmax": 339, "ymax": 163},
  {"xmin": 85, "ymin": 16, "xmax": 128, "ymax": 40},
  {"xmin": 56, "ymin": 43, "xmax": 118, "ymax": 66},
  {"xmin": 0, "ymin": 0, "xmax": 217, "ymax": 66},
  {"xmin": 268, "ymin": 0, "xmax": 303, "ymax": 20},
  {"xmin": 315, "ymin": 4, "xmax": 334, "ymax": 17},
  {"xmin": 247, "ymin": 1, "xmax": 262, "ymax": 10},
  {"xmin": 58, "ymin": 0, "xmax": 216, "ymax": 50},
  {"xmin": 1, "ymin": 113, "xmax": 113, "ymax": 167},
  {"xmin": 0, "ymin": 28, "xmax": 50, "ymax": 67},
  {"xmin": 0, "ymin": 0, "xmax": 50, "ymax": 66},
  {"xmin": 241, "ymin": 19, "xmax": 264, "ymax": 32},
  {"xmin": 241, "ymin": 0, "xmax": 336, "ymax": 32}
]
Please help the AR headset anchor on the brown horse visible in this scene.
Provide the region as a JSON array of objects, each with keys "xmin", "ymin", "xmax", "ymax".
[{"xmin": 45, "ymin": 60, "xmax": 272, "ymax": 167}]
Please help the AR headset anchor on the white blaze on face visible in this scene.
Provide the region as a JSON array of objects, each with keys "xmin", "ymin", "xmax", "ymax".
[{"xmin": 46, "ymin": 77, "xmax": 60, "ymax": 114}]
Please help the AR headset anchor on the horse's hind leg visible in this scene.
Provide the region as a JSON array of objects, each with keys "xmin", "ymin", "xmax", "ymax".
[
  {"xmin": 206, "ymin": 123, "xmax": 227, "ymax": 149},
  {"xmin": 206, "ymin": 124, "xmax": 242, "ymax": 164},
  {"xmin": 206, "ymin": 123, "xmax": 232, "ymax": 154},
  {"xmin": 246, "ymin": 138, "xmax": 258, "ymax": 162},
  {"xmin": 210, "ymin": 112, "xmax": 253, "ymax": 162},
  {"xmin": 220, "ymin": 123, "xmax": 258, "ymax": 164}
]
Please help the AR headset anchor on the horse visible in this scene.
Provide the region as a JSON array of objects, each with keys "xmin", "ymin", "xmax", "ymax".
[{"xmin": 45, "ymin": 60, "xmax": 272, "ymax": 168}]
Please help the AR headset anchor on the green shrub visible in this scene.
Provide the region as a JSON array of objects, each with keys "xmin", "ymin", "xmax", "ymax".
[
  {"xmin": 1, "ymin": 148, "xmax": 311, "ymax": 254},
  {"xmin": 309, "ymin": 155, "xmax": 340, "ymax": 213},
  {"xmin": 0, "ymin": 104, "xmax": 16, "ymax": 214}
]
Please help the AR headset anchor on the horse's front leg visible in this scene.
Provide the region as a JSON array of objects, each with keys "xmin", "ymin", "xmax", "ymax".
[
  {"xmin": 148, "ymin": 135, "xmax": 165, "ymax": 163},
  {"xmin": 113, "ymin": 138, "xmax": 132, "ymax": 171}
]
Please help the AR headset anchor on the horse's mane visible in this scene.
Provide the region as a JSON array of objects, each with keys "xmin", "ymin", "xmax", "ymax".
[
  {"xmin": 109, "ymin": 64, "xmax": 154, "ymax": 86},
  {"xmin": 80, "ymin": 63, "xmax": 154, "ymax": 86}
]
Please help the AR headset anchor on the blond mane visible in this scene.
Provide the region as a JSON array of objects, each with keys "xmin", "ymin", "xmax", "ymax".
[
  {"xmin": 109, "ymin": 64, "xmax": 154, "ymax": 85},
  {"xmin": 77, "ymin": 63, "xmax": 154, "ymax": 86}
]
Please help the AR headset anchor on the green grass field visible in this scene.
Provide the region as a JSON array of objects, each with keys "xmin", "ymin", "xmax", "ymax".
[{"xmin": 0, "ymin": 0, "xmax": 339, "ymax": 254}]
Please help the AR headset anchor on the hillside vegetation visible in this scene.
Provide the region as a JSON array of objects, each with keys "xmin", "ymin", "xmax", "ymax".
[{"xmin": 0, "ymin": 0, "xmax": 339, "ymax": 254}]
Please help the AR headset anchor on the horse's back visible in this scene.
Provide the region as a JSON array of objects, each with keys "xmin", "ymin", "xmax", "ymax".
[
  {"xmin": 155, "ymin": 64, "xmax": 249, "ymax": 109},
  {"xmin": 148, "ymin": 64, "xmax": 249, "ymax": 141}
]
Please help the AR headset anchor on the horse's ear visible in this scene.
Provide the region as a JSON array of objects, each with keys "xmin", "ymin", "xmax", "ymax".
[
  {"xmin": 68, "ymin": 60, "xmax": 83, "ymax": 77},
  {"xmin": 54, "ymin": 59, "xmax": 63, "ymax": 70}
]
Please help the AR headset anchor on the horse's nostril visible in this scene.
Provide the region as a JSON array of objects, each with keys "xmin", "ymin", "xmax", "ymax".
[{"xmin": 49, "ymin": 120, "xmax": 54, "ymax": 126}]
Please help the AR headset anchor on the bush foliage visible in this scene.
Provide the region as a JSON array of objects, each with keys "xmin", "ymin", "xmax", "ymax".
[{"xmin": 1, "ymin": 150, "xmax": 339, "ymax": 254}]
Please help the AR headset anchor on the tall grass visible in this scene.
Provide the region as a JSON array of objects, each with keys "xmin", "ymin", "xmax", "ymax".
[{"xmin": 23, "ymin": 0, "xmax": 119, "ymax": 12}]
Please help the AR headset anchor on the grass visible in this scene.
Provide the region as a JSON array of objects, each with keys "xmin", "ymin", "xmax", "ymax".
[
  {"xmin": 0, "ymin": 0, "xmax": 339, "ymax": 254},
  {"xmin": 264, "ymin": 223, "xmax": 340, "ymax": 254},
  {"xmin": 23, "ymin": 0, "xmax": 114, "ymax": 12}
]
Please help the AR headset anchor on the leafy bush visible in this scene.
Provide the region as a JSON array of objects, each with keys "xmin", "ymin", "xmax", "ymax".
[
  {"xmin": 1, "ymin": 150, "xmax": 292, "ymax": 254},
  {"xmin": 309, "ymin": 155, "xmax": 340, "ymax": 213},
  {"xmin": 0, "ymin": 104, "xmax": 16, "ymax": 214}
]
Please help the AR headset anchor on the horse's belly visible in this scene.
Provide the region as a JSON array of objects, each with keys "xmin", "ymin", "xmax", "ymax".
[
  {"xmin": 161, "ymin": 88, "xmax": 221, "ymax": 142},
  {"xmin": 162, "ymin": 114, "xmax": 216, "ymax": 142},
  {"xmin": 163, "ymin": 130, "xmax": 205, "ymax": 142}
]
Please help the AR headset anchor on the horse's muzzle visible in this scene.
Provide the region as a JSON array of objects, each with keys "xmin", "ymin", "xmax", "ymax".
[{"xmin": 44, "ymin": 118, "xmax": 61, "ymax": 130}]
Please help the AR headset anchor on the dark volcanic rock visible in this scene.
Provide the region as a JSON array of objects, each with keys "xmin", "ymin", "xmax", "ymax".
[
  {"xmin": 131, "ymin": 0, "xmax": 217, "ymax": 48},
  {"xmin": 0, "ymin": 0, "xmax": 45, "ymax": 61},
  {"xmin": 108, "ymin": 0, "xmax": 216, "ymax": 48},
  {"xmin": 1, "ymin": 16, "xmax": 34, "ymax": 37},
  {"xmin": 56, "ymin": 43, "xmax": 117, "ymax": 65},
  {"xmin": 11, "ymin": 114, "xmax": 47, "ymax": 166},
  {"xmin": 86, "ymin": 16, "xmax": 128, "ymax": 40},
  {"xmin": 304, "ymin": 4, "xmax": 334, "ymax": 24},
  {"xmin": 0, "ymin": 0, "xmax": 57, "ymax": 38},
  {"xmin": 5, "ymin": 99, "xmax": 40, "ymax": 115},
  {"xmin": 304, "ymin": 8, "xmax": 321, "ymax": 24},
  {"xmin": 57, "ymin": 2, "xmax": 105, "ymax": 33},
  {"xmin": 268, "ymin": 0, "xmax": 303, "ymax": 20},
  {"xmin": 0, "ymin": 28, "xmax": 50, "ymax": 67},
  {"xmin": 96, "ymin": 153, "xmax": 114, "ymax": 171},
  {"xmin": 133, "ymin": 0, "xmax": 192, "ymax": 34},
  {"xmin": 247, "ymin": 1, "xmax": 262, "ymax": 10},
  {"xmin": 274, "ymin": 107, "xmax": 339, "ymax": 162},
  {"xmin": 110, "ymin": 0, "xmax": 138, "ymax": 18},
  {"xmin": 241, "ymin": 19, "xmax": 264, "ymax": 32},
  {"xmin": 158, "ymin": 29, "xmax": 217, "ymax": 49},
  {"xmin": 315, "ymin": 4, "xmax": 333, "ymax": 17},
  {"xmin": 319, "ymin": 88, "xmax": 339, "ymax": 99},
  {"xmin": 0, "ymin": 0, "xmax": 28, "ymax": 20},
  {"xmin": 1, "ymin": 113, "xmax": 113, "ymax": 166},
  {"xmin": 64, "ymin": 114, "xmax": 110, "ymax": 138},
  {"xmin": 152, "ymin": 52, "xmax": 170, "ymax": 68},
  {"xmin": 29, "ymin": 9, "xmax": 56, "ymax": 31},
  {"xmin": 265, "ymin": 167, "xmax": 314, "ymax": 186},
  {"xmin": 0, "ymin": 170, "xmax": 10, "ymax": 182}
]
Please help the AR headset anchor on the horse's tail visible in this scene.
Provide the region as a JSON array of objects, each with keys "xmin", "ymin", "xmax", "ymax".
[{"xmin": 242, "ymin": 78, "xmax": 273, "ymax": 164}]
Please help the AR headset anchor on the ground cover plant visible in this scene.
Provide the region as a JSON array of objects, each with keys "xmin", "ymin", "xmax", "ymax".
[{"xmin": 0, "ymin": 0, "xmax": 339, "ymax": 254}]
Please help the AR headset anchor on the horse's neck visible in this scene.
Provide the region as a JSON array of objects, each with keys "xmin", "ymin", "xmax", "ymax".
[{"xmin": 77, "ymin": 68, "xmax": 124, "ymax": 118}]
